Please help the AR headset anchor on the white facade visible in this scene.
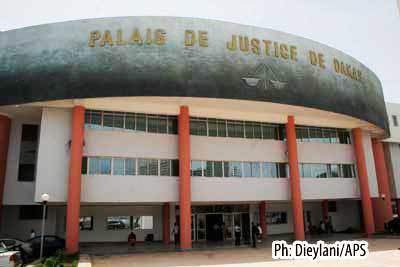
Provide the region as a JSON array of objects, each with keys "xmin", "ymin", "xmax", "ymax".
[{"xmin": 0, "ymin": 97, "xmax": 390, "ymax": 242}]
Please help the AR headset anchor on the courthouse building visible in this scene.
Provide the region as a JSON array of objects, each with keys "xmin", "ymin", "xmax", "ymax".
[{"xmin": 0, "ymin": 17, "xmax": 398, "ymax": 253}]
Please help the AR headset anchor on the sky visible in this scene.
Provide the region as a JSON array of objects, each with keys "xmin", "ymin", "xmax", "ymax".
[{"xmin": 1, "ymin": 0, "xmax": 399, "ymax": 102}]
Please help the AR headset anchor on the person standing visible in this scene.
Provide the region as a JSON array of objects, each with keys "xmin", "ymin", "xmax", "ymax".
[
  {"xmin": 30, "ymin": 229, "xmax": 36, "ymax": 239},
  {"xmin": 234, "ymin": 224, "xmax": 241, "ymax": 246},
  {"xmin": 257, "ymin": 223, "xmax": 262, "ymax": 243},
  {"xmin": 251, "ymin": 222, "xmax": 258, "ymax": 248},
  {"xmin": 172, "ymin": 222, "xmax": 179, "ymax": 247}
]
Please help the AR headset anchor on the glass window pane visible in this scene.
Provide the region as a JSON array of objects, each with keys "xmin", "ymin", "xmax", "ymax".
[
  {"xmin": 148, "ymin": 159, "xmax": 159, "ymax": 175},
  {"xmin": 309, "ymin": 128, "xmax": 323, "ymax": 142},
  {"xmin": 167, "ymin": 117, "xmax": 178, "ymax": 134},
  {"xmin": 136, "ymin": 114, "xmax": 147, "ymax": 132},
  {"xmin": 208, "ymin": 119, "xmax": 217, "ymax": 137},
  {"xmin": 113, "ymin": 158, "xmax": 125, "ymax": 175},
  {"xmin": 103, "ymin": 113, "xmax": 113, "ymax": 128},
  {"xmin": 100, "ymin": 158, "xmax": 112, "ymax": 174},
  {"xmin": 262, "ymin": 162, "xmax": 277, "ymax": 178},
  {"xmin": 81, "ymin": 156, "xmax": 87, "ymax": 175},
  {"xmin": 245, "ymin": 122, "xmax": 254, "ymax": 139},
  {"xmin": 253, "ymin": 123, "xmax": 262, "ymax": 139},
  {"xmin": 80, "ymin": 216, "xmax": 93, "ymax": 231},
  {"xmin": 171, "ymin": 160, "xmax": 179, "ymax": 176},
  {"xmin": 262, "ymin": 124, "xmax": 277, "ymax": 139},
  {"xmin": 217, "ymin": 120, "xmax": 227, "ymax": 137},
  {"xmin": 230, "ymin": 162, "xmax": 242, "ymax": 177},
  {"xmin": 132, "ymin": 216, "xmax": 153, "ymax": 230},
  {"xmin": 278, "ymin": 163, "xmax": 287, "ymax": 178},
  {"xmin": 227, "ymin": 121, "xmax": 244, "ymax": 138},
  {"xmin": 302, "ymin": 164, "xmax": 312, "ymax": 177},
  {"xmin": 191, "ymin": 160, "xmax": 203, "ymax": 176},
  {"xmin": 160, "ymin": 159, "xmax": 171, "ymax": 176},
  {"xmin": 330, "ymin": 164, "xmax": 339, "ymax": 177},
  {"xmin": 213, "ymin": 161, "xmax": 223, "ymax": 177},
  {"xmin": 90, "ymin": 111, "xmax": 102, "ymax": 127},
  {"xmin": 125, "ymin": 159, "xmax": 136, "ymax": 175},
  {"xmin": 113, "ymin": 113, "xmax": 124, "ymax": 129},
  {"xmin": 338, "ymin": 130, "xmax": 351, "ymax": 144},
  {"xmin": 148, "ymin": 116, "xmax": 167, "ymax": 133},
  {"xmin": 312, "ymin": 164, "xmax": 327, "ymax": 178},
  {"xmin": 190, "ymin": 119, "xmax": 207, "ymax": 136},
  {"xmin": 88, "ymin": 158, "xmax": 99, "ymax": 175},
  {"xmin": 138, "ymin": 159, "xmax": 148, "ymax": 175},
  {"xmin": 251, "ymin": 162, "xmax": 261, "ymax": 177},
  {"xmin": 125, "ymin": 114, "xmax": 135, "ymax": 130},
  {"xmin": 205, "ymin": 161, "xmax": 213, "ymax": 177},
  {"xmin": 243, "ymin": 162, "xmax": 252, "ymax": 177},
  {"xmin": 107, "ymin": 216, "xmax": 130, "ymax": 230}
]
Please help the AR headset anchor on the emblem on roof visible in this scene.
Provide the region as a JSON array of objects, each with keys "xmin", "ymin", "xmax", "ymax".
[{"xmin": 242, "ymin": 63, "xmax": 287, "ymax": 90}]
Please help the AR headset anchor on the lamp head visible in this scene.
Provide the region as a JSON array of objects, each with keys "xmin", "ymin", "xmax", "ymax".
[{"xmin": 41, "ymin": 193, "xmax": 50, "ymax": 202}]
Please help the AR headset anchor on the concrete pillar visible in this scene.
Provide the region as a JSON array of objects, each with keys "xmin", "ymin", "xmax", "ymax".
[
  {"xmin": 259, "ymin": 201, "xmax": 267, "ymax": 239},
  {"xmin": 371, "ymin": 139, "xmax": 393, "ymax": 231},
  {"xmin": 286, "ymin": 115, "xmax": 305, "ymax": 240},
  {"xmin": 352, "ymin": 128, "xmax": 375, "ymax": 236},
  {"xmin": 65, "ymin": 106, "xmax": 85, "ymax": 254},
  {"xmin": 178, "ymin": 106, "xmax": 191, "ymax": 249},
  {"xmin": 162, "ymin": 203, "xmax": 170, "ymax": 245}
]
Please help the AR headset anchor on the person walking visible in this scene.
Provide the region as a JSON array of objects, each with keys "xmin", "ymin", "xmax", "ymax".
[
  {"xmin": 172, "ymin": 222, "xmax": 179, "ymax": 247},
  {"xmin": 257, "ymin": 223, "xmax": 262, "ymax": 243},
  {"xmin": 251, "ymin": 222, "xmax": 258, "ymax": 248},
  {"xmin": 234, "ymin": 224, "xmax": 241, "ymax": 246},
  {"xmin": 30, "ymin": 229, "xmax": 36, "ymax": 239}
]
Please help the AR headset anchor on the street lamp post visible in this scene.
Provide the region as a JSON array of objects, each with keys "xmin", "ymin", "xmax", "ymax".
[{"xmin": 39, "ymin": 193, "xmax": 50, "ymax": 261}]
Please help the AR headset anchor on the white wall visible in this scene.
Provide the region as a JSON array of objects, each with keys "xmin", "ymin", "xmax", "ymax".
[
  {"xmin": 35, "ymin": 107, "xmax": 71, "ymax": 202},
  {"xmin": 385, "ymin": 143, "xmax": 400, "ymax": 198},
  {"xmin": 3, "ymin": 117, "xmax": 40, "ymax": 205}
]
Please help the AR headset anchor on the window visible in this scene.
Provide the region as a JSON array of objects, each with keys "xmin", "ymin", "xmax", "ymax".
[
  {"xmin": 208, "ymin": 119, "xmax": 218, "ymax": 137},
  {"xmin": 136, "ymin": 114, "xmax": 147, "ymax": 131},
  {"xmin": 190, "ymin": 118, "xmax": 207, "ymax": 136},
  {"xmin": 132, "ymin": 216, "xmax": 153, "ymax": 230},
  {"xmin": 217, "ymin": 120, "xmax": 227, "ymax": 137},
  {"xmin": 171, "ymin": 160, "xmax": 179, "ymax": 176},
  {"xmin": 338, "ymin": 130, "xmax": 351, "ymax": 144},
  {"xmin": 125, "ymin": 159, "xmax": 136, "ymax": 175},
  {"xmin": 329, "ymin": 164, "xmax": 340, "ymax": 177},
  {"xmin": 113, "ymin": 158, "xmax": 125, "ymax": 175},
  {"xmin": 19, "ymin": 205, "xmax": 45, "ymax": 220},
  {"xmin": 125, "ymin": 114, "xmax": 135, "ymax": 130},
  {"xmin": 18, "ymin": 124, "xmax": 39, "ymax": 181},
  {"xmin": 106, "ymin": 216, "xmax": 130, "ymax": 230},
  {"xmin": 227, "ymin": 120, "xmax": 244, "ymax": 138},
  {"xmin": 277, "ymin": 163, "xmax": 287, "ymax": 178},
  {"xmin": 341, "ymin": 164, "xmax": 356, "ymax": 178},
  {"xmin": 243, "ymin": 162, "xmax": 261, "ymax": 177},
  {"xmin": 393, "ymin": 115, "xmax": 398, "ymax": 127},
  {"xmin": 262, "ymin": 162, "xmax": 278, "ymax": 178},
  {"xmin": 160, "ymin": 159, "xmax": 171, "ymax": 176},
  {"xmin": 224, "ymin": 161, "xmax": 242, "ymax": 177},
  {"xmin": 138, "ymin": 159, "xmax": 158, "ymax": 176},
  {"xmin": 88, "ymin": 157, "xmax": 112, "ymax": 175},
  {"xmin": 148, "ymin": 116, "xmax": 168, "ymax": 133},
  {"xmin": 191, "ymin": 160, "xmax": 204, "ymax": 176},
  {"xmin": 266, "ymin": 212, "xmax": 287, "ymax": 224},
  {"xmin": 80, "ymin": 216, "xmax": 93, "ymax": 231},
  {"xmin": 81, "ymin": 157, "xmax": 88, "ymax": 174}
]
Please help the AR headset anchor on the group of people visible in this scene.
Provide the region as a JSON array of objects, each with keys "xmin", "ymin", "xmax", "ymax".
[
  {"xmin": 307, "ymin": 216, "xmax": 335, "ymax": 235},
  {"xmin": 235, "ymin": 222, "xmax": 263, "ymax": 248}
]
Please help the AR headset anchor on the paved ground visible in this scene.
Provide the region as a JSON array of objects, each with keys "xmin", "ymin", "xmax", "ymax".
[{"xmin": 90, "ymin": 237, "xmax": 400, "ymax": 267}]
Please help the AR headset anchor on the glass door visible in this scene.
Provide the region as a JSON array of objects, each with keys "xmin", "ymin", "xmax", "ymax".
[
  {"xmin": 191, "ymin": 214, "xmax": 196, "ymax": 241},
  {"xmin": 197, "ymin": 214, "xmax": 206, "ymax": 241},
  {"xmin": 223, "ymin": 214, "xmax": 233, "ymax": 240}
]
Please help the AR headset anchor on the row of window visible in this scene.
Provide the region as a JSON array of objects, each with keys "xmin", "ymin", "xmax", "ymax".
[
  {"xmin": 85, "ymin": 110, "xmax": 178, "ymax": 134},
  {"xmin": 84, "ymin": 110, "xmax": 351, "ymax": 144},
  {"xmin": 82, "ymin": 157, "xmax": 179, "ymax": 177},
  {"xmin": 191, "ymin": 161, "xmax": 356, "ymax": 178},
  {"xmin": 80, "ymin": 216, "xmax": 153, "ymax": 231},
  {"xmin": 299, "ymin": 163, "xmax": 356, "ymax": 178},
  {"xmin": 191, "ymin": 160, "xmax": 288, "ymax": 178},
  {"xmin": 266, "ymin": 212, "xmax": 287, "ymax": 225}
]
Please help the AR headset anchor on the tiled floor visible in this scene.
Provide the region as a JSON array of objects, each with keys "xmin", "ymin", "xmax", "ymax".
[{"xmin": 89, "ymin": 237, "xmax": 400, "ymax": 267}]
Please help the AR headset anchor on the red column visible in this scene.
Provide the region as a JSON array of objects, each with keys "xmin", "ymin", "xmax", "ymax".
[
  {"xmin": 0, "ymin": 115, "xmax": 11, "ymax": 228},
  {"xmin": 286, "ymin": 115, "xmax": 305, "ymax": 240},
  {"xmin": 162, "ymin": 203, "xmax": 170, "ymax": 245},
  {"xmin": 179, "ymin": 106, "xmax": 191, "ymax": 249},
  {"xmin": 322, "ymin": 200, "xmax": 329, "ymax": 223},
  {"xmin": 371, "ymin": 139, "xmax": 393, "ymax": 229},
  {"xmin": 65, "ymin": 106, "xmax": 85, "ymax": 254},
  {"xmin": 259, "ymin": 201, "xmax": 267, "ymax": 239},
  {"xmin": 352, "ymin": 128, "xmax": 375, "ymax": 236}
]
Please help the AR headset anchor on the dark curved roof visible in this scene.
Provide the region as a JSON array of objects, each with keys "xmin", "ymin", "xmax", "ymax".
[{"xmin": 0, "ymin": 16, "xmax": 389, "ymax": 134}]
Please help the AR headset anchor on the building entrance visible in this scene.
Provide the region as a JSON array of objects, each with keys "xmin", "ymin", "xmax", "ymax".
[{"xmin": 206, "ymin": 214, "xmax": 223, "ymax": 241}]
